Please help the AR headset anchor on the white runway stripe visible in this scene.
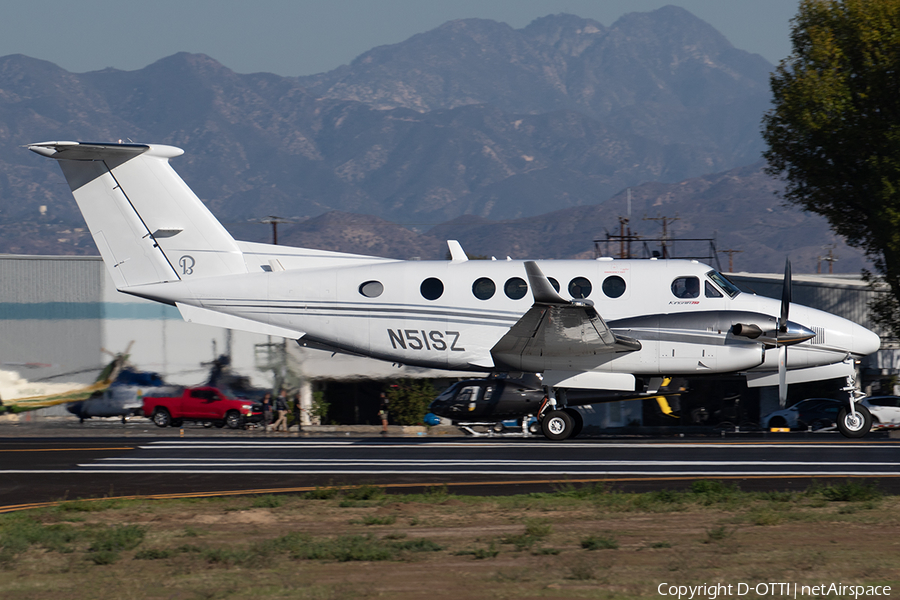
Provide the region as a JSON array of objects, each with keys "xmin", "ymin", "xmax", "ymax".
[
  {"xmin": 2, "ymin": 469, "xmax": 899, "ymax": 476},
  {"xmin": 140, "ymin": 441, "xmax": 898, "ymax": 450},
  {"xmin": 92, "ymin": 458, "xmax": 900, "ymax": 467}
]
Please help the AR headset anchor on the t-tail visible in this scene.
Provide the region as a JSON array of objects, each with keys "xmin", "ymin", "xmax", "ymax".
[{"xmin": 27, "ymin": 142, "xmax": 246, "ymax": 291}]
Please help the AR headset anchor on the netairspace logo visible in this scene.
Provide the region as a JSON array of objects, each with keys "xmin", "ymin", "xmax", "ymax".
[{"xmin": 657, "ymin": 582, "xmax": 892, "ymax": 599}]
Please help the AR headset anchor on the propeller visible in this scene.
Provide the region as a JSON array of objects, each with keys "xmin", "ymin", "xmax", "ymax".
[
  {"xmin": 730, "ymin": 258, "xmax": 815, "ymax": 407},
  {"xmin": 777, "ymin": 259, "xmax": 791, "ymax": 407}
]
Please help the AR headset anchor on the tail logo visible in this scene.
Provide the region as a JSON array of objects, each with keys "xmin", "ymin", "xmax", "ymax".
[{"xmin": 179, "ymin": 255, "xmax": 195, "ymax": 275}]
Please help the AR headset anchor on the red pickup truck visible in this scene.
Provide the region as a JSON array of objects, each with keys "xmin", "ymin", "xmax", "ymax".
[{"xmin": 142, "ymin": 386, "xmax": 261, "ymax": 429}]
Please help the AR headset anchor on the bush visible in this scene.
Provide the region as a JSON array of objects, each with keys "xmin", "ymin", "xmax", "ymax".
[
  {"xmin": 820, "ymin": 480, "xmax": 882, "ymax": 503},
  {"xmin": 385, "ymin": 379, "xmax": 436, "ymax": 425},
  {"xmin": 581, "ymin": 535, "xmax": 618, "ymax": 550}
]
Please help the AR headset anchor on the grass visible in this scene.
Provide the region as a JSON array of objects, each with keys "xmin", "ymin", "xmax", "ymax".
[{"xmin": 0, "ymin": 480, "xmax": 897, "ymax": 599}]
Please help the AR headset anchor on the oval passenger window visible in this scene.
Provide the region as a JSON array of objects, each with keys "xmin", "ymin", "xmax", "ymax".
[
  {"xmin": 420, "ymin": 277, "xmax": 444, "ymax": 301},
  {"xmin": 568, "ymin": 277, "xmax": 592, "ymax": 299},
  {"xmin": 359, "ymin": 281, "xmax": 384, "ymax": 298},
  {"xmin": 602, "ymin": 276, "xmax": 626, "ymax": 298},
  {"xmin": 472, "ymin": 277, "xmax": 495, "ymax": 300},
  {"xmin": 504, "ymin": 277, "xmax": 528, "ymax": 300}
]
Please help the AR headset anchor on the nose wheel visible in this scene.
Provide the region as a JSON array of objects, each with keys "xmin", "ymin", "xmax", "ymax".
[{"xmin": 837, "ymin": 404, "xmax": 872, "ymax": 438}]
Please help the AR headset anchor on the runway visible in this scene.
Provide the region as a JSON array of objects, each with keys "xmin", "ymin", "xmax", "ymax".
[{"xmin": 1, "ymin": 435, "xmax": 899, "ymax": 510}]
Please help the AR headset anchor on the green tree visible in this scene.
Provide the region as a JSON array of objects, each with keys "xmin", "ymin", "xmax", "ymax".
[
  {"xmin": 762, "ymin": 0, "xmax": 900, "ymax": 338},
  {"xmin": 385, "ymin": 379, "xmax": 436, "ymax": 426}
]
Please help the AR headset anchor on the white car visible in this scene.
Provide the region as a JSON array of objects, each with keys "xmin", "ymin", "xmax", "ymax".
[{"xmin": 861, "ymin": 396, "xmax": 900, "ymax": 429}]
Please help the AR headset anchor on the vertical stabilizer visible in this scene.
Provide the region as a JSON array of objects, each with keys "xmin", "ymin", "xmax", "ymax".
[{"xmin": 28, "ymin": 141, "xmax": 246, "ymax": 289}]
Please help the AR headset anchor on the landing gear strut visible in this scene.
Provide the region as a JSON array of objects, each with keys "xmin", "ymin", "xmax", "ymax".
[
  {"xmin": 539, "ymin": 387, "xmax": 581, "ymax": 440},
  {"xmin": 839, "ymin": 373, "xmax": 872, "ymax": 438}
]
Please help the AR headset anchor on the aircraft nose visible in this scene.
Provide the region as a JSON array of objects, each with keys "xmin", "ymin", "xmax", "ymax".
[{"xmin": 854, "ymin": 324, "xmax": 881, "ymax": 357}]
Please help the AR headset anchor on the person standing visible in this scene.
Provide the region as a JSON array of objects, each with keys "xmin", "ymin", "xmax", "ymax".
[
  {"xmin": 291, "ymin": 391, "xmax": 303, "ymax": 432},
  {"xmin": 261, "ymin": 392, "xmax": 273, "ymax": 432},
  {"xmin": 378, "ymin": 392, "xmax": 389, "ymax": 435},
  {"xmin": 272, "ymin": 389, "xmax": 289, "ymax": 432}
]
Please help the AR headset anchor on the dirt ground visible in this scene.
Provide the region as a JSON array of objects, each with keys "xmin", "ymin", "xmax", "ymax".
[{"xmin": 1, "ymin": 482, "xmax": 898, "ymax": 600}]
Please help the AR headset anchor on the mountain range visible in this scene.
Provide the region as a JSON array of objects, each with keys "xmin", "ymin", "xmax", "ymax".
[{"xmin": 0, "ymin": 6, "xmax": 867, "ymax": 274}]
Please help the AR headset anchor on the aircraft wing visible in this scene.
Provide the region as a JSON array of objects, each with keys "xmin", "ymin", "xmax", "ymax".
[{"xmin": 490, "ymin": 262, "xmax": 640, "ymax": 371}]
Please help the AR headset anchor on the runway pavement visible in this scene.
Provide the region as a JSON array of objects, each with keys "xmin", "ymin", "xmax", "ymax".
[{"xmin": 1, "ymin": 430, "xmax": 899, "ymax": 510}]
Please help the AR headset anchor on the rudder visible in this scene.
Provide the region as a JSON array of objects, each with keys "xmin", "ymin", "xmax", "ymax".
[{"xmin": 28, "ymin": 141, "xmax": 246, "ymax": 289}]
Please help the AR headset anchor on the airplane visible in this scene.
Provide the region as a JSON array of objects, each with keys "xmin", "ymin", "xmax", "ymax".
[{"xmin": 27, "ymin": 141, "xmax": 882, "ymax": 440}]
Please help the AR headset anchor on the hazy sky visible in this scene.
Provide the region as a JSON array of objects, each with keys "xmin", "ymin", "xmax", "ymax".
[{"xmin": 2, "ymin": 1, "xmax": 798, "ymax": 77}]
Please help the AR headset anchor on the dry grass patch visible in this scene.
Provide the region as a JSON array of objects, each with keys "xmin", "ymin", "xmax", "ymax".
[{"xmin": 0, "ymin": 480, "xmax": 897, "ymax": 599}]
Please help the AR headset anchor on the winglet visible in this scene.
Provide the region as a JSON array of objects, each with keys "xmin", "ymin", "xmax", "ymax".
[
  {"xmin": 447, "ymin": 240, "xmax": 468, "ymax": 262},
  {"xmin": 524, "ymin": 261, "xmax": 567, "ymax": 304}
]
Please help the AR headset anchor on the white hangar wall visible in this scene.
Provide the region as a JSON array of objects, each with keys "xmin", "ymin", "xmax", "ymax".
[{"xmin": 0, "ymin": 255, "xmax": 461, "ymax": 395}]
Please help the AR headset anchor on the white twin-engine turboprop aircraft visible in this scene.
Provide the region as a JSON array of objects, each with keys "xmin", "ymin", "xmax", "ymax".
[{"xmin": 28, "ymin": 141, "xmax": 881, "ymax": 440}]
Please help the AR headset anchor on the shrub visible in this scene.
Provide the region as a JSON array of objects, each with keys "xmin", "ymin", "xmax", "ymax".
[
  {"xmin": 581, "ymin": 535, "xmax": 618, "ymax": 550},
  {"xmin": 385, "ymin": 379, "xmax": 436, "ymax": 425}
]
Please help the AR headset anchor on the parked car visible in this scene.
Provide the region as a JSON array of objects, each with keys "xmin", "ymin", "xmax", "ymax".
[
  {"xmin": 142, "ymin": 386, "xmax": 262, "ymax": 429},
  {"xmin": 762, "ymin": 398, "xmax": 843, "ymax": 431},
  {"xmin": 861, "ymin": 396, "xmax": 900, "ymax": 429}
]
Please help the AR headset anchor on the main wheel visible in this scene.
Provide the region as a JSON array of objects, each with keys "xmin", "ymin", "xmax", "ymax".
[
  {"xmin": 225, "ymin": 411, "xmax": 244, "ymax": 429},
  {"xmin": 563, "ymin": 408, "xmax": 583, "ymax": 438},
  {"xmin": 837, "ymin": 404, "xmax": 872, "ymax": 438},
  {"xmin": 152, "ymin": 408, "xmax": 171, "ymax": 428},
  {"xmin": 541, "ymin": 410, "xmax": 574, "ymax": 441}
]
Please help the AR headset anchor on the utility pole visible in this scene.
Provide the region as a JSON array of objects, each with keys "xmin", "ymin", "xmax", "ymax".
[
  {"xmin": 820, "ymin": 244, "xmax": 838, "ymax": 274},
  {"xmin": 720, "ymin": 249, "xmax": 743, "ymax": 273},
  {"xmin": 643, "ymin": 215, "xmax": 679, "ymax": 258},
  {"xmin": 260, "ymin": 215, "xmax": 292, "ymax": 245}
]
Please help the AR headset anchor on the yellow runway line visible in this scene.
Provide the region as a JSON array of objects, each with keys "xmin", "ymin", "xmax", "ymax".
[{"xmin": 1, "ymin": 473, "xmax": 897, "ymax": 514}]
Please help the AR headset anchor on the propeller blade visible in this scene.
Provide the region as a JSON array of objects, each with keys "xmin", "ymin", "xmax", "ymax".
[
  {"xmin": 779, "ymin": 258, "xmax": 791, "ymax": 333},
  {"xmin": 778, "ymin": 345, "xmax": 788, "ymax": 407}
]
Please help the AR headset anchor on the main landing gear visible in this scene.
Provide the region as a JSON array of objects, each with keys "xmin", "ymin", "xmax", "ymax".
[{"xmin": 538, "ymin": 388, "xmax": 583, "ymax": 440}]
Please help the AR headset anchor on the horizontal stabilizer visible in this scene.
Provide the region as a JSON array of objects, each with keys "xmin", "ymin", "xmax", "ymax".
[{"xmin": 177, "ymin": 303, "xmax": 303, "ymax": 339}]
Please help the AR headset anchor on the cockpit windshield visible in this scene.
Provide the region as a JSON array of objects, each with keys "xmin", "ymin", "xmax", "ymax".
[{"xmin": 706, "ymin": 270, "xmax": 741, "ymax": 298}]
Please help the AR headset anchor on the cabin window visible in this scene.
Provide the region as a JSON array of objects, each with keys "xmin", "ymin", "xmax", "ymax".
[
  {"xmin": 704, "ymin": 281, "xmax": 723, "ymax": 298},
  {"xmin": 568, "ymin": 277, "xmax": 592, "ymax": 299},
  {"xmin": 420, "ymin": 277, "xmax": 444, "ymax": 301},
  {"xmin": 472, "ymin": 277, "xmax": 495, "ymax": 300},
  {"xmin": 671, "ymin": 276, "xmax": 700, "ymax": 299},
  {"xmin": 504, "ymin": 277, "xmax": 528, "ymax": 300},
  {"xmin": 602, "ymin": 275, "xmax": 626, "ymax": 298},
  {"xmin": 359, "ymin": 281, "xmax": 384, "ymax": 298},
  {"xmin": 548, "ymin": 277, "xmax": 560, "ymax": 292}
]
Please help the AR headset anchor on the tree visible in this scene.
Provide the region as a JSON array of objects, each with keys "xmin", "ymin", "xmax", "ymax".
[
  {"xmin": 385, "ymin": 379, "xmax": 436, "ymax": 426},
  {"xmin": 762, "ymin": 0, "xmax": 900, "ymax": 338}
]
